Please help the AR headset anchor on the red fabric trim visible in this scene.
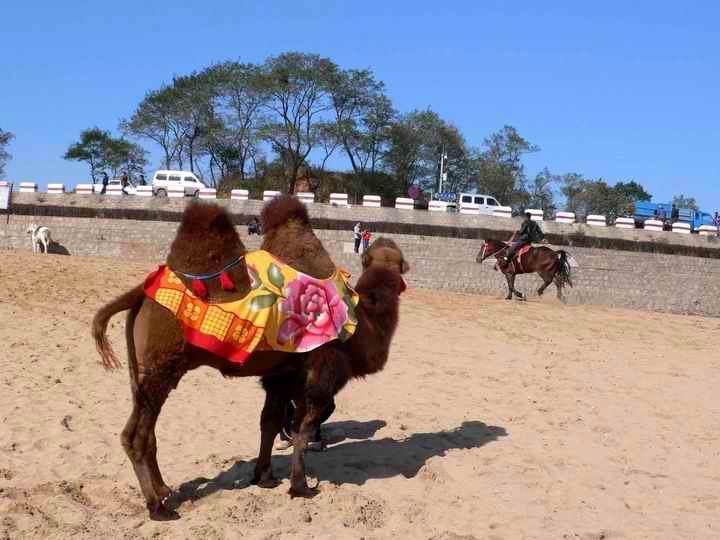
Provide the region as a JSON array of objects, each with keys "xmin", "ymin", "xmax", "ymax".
[
  {"xmin": 144, "ymin": 265, "xmax": 166, "ymax": 296},
  {"xmin": 183, "ymin": 325, "xmax": 251, "ymax": 363}
]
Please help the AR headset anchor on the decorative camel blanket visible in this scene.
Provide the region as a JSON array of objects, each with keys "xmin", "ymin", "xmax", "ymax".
[{"xmin": 144, "ymin": 250, "xmax": 359, "ymax": 364}]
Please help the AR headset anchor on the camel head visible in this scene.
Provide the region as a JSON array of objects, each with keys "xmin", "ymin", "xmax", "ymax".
[
  {"xmin": 361, "ymin": 237, "xmax": 410, "ymax": 276},
  {"xmin": 166, "ymin": 202, "xmax": 250, "ymax": 301}
]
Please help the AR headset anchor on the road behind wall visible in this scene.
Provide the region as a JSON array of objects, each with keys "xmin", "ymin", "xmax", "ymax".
[{"xmin": 2, "ymin": 193, "xmax": 720, "ymax": 317}]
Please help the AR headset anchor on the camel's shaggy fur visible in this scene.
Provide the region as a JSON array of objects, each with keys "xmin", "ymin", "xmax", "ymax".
[{"xmin": 91, "ymin": 195, "xmax": 409, "ymax": 520}]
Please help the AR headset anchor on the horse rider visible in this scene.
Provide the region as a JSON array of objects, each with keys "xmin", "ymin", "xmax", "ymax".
[{"xmin": 503, "ymin": 211, "xmax": 545, "ymax": 264}]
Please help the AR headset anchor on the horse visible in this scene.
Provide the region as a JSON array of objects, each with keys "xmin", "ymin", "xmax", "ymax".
[{"xmin": 476, "ymin": 238, "xmax": 573, "ymax": 301}]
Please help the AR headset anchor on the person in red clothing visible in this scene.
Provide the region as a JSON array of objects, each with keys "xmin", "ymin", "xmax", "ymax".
[{"xmin": 361, "ymin": 229, "xmax": 371, "ymax": 252}]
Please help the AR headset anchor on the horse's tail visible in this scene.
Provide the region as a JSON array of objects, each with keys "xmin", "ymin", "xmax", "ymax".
[
  {"xmin": 555, "ymin": 250, "xmax": 573, "ymax": 288},
  {"xmin": 91, "ymin": 284, "xmax": 145, "ymax": 370}
]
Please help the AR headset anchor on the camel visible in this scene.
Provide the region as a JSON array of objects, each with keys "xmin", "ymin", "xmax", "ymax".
[{"xmin": 91, "ymin": 195, "xmax": 409, "ymax": 520}]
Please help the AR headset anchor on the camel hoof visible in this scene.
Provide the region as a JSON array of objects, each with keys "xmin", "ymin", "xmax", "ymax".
[
  {"xmin": 251, "ymin": 471, "xmax": 279, "ymax": 489},
  {"xmin": 288, "ymin": 484, "xmax": 320, "ymax": 499},
  {"xmin": 149, "ymin": 502, "xmax": 180, "ymax": 521},
  {"xmin": 157, "ymin": 485, "xmax": 172, "ymax": 501}
]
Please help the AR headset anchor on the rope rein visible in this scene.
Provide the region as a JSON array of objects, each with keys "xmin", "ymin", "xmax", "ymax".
[{"xmin": 174, "ymin": 255, "xmax": 245, "ymax": 281}]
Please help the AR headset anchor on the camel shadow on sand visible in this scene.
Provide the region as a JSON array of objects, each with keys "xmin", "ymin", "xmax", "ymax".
[{"xmin": 167, "ymin": 420, "xmax": 506, "ymax": 509}]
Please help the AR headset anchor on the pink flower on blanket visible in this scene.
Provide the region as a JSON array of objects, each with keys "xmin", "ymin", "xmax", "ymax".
[{"xmin": 278, "ymin": 275, "xmax": 348, "ymax": 351}]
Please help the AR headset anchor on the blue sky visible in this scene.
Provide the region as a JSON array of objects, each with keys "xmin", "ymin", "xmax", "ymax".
[{"xmin": 2, "ymin": 1, "xmax": 718, "ymax": 210}]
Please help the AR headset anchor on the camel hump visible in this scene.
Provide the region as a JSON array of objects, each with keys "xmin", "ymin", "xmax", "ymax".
[
  {"xmin": 167, "ymin": 202, "xmax": 246, "ymax": 277},
  {"xmin": 261, "ymin": 195, "xmax": 310, "ymax": 235}
]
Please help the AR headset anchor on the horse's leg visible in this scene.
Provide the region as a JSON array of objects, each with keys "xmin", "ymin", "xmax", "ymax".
[
  {"xmin": 253, "ymin": 374, "xmax": 293, "ymax": 488},
  {"xmin": 510, "ymin": 274, "xmax": 524, "ymax": 300},
  {"xmin": 504, "ymin": 273, "xmax": 513, "ymax": 300},
  {"xmin": 537, "ymin": 271, "xmax": 554, "ymax": 296}
]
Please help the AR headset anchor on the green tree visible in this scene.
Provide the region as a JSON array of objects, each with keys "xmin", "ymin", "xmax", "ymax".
[
  {"xmin": 383, "ymin": 109, "xmax": 471, "ymax": 197},
  {"xmin": 64, "ymin": 128, "xmax": 147, "ymax": 182},
  {"xmin": 475, "ymin": 126, "xmax": 539, "ymax": 207},
  {"xmin": 560, "ymin": 175, "xmax": 642, "ymax": 222},
  {"xmin": 327, "ymin": 68, "xmax": 394, "ymax": 176},
  {"xmin": 672, "ymin": 193, "xmax": 698, "ymax": 210},
  {"xmin": 256, "ymin": 52, "xmax": 337, "ymax": 193},
  {"xmin": 204, "ymin": 62, "xmax": 265, "ymax": 183},
  {"xmin": 615, "ymin": 180, "xmax": 652, "ymax": 202},
  {"xmin": 104, "ymin": 138, "xmax": 148, "ymax": 179},
  {"xmin": 63, "ymin": 128, "xmax": 114, "ymax": 182},
  {"xmin": 0, "ymin": 128, "xmax": 13, "ymax": 178},
  {"xmin": 528, "ymin": 167, "xmax": 557, "ymax": 217}
]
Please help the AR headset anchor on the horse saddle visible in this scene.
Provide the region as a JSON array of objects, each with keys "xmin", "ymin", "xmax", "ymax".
[
  {"xmin": 144, "ymin": 250, "xmax": 359, "ymax": 364},
  {"xmin": 498, "ymin": 244, "xmax": 533, "ymax": 273}
]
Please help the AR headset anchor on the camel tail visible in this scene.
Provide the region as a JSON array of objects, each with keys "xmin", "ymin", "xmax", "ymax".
[
  {"xmin": 91, "ymin": 284, "xmax": 145, "ymax": 370},
  {"xmin": 556, "ymin": 250, "xmax": 573, "ymax": 288}
]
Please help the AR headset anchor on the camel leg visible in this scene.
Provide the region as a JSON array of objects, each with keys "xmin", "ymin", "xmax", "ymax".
[
  {"xmin": 122, "ymin": 374, "xmax": 179, "ymax": 520},
  {"xmin": 122, "ymin": 300, "xmax": 186, "ymax": 520},
  {"xmin": 252, "ymin": 376, "xmax": 292, "ymax": 488},
  {"xmin": 288, "ymin": 350, "xmax": 339, "ymax": 498}
]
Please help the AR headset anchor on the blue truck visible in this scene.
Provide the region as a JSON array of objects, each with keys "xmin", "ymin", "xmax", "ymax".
[{"xmin": 633, "ymin": 201, "xmax": 714, "ymax": 231}]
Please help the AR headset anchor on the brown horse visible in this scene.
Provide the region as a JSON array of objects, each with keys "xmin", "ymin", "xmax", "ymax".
[{"xmin": 476, "ymin": 238, "xmax": 573, "ymax": 301}]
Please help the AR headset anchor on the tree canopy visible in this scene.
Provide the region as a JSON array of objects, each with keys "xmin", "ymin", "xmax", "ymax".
[
  {"xmin": 64, "ymin": 128, "xmax": 146, "ymax": 182},
  {"xmin": 0, "ymin": 128, "xmax": 14, "ymax": 178}
]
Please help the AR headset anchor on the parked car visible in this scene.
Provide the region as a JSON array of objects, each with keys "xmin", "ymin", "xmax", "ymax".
[
  {"xmin": 152, "ymin": 170, "xmax": 206, "ymax": 197},
  {"xmin": 458, "ymin": 193, "xmax": 501, "ymax": 215}
]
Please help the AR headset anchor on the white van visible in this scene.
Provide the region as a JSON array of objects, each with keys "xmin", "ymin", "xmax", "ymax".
[
  {"xmin": 458, "ymin": 193, "xmax": 501, "ymax": 215},
  {"xmin": 152, "ymin": 170, "xmax": 207, "ymax": 197}
]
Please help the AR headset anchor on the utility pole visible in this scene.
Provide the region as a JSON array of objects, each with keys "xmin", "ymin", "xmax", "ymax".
[{"xmin": 439, "ymin": 146, "xmax": 447, "ymax": 194}]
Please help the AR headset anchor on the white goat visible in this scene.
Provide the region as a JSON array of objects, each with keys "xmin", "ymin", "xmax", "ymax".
[{"xmin": 26, "ymin": 224, "xmax": 52, "ymax": 254}]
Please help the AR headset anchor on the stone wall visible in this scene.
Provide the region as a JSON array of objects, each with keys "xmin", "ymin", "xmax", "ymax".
[{"xmin": 2, "ymin": 193, "xmax": 720, "ymax": 317}]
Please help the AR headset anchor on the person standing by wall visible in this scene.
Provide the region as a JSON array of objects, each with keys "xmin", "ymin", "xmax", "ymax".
[
  {"xmin": 362, "ymin": 229, "xmax": 371, "ymax": 252},
  {"xmin": 353, "ymin": 222, "xmax": 361, "ymax": 253},
  {"xmin": 713, "ymin": 211, "xmax": 720, "ymax": 237},
  {"xmin": 100, "ymin": 171, "xmax": 109, "ymax": 194}
]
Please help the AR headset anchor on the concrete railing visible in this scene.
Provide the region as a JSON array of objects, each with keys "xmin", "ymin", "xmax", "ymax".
[
  {"xmin": 363, "ymin": 195, "xmax": 381, "ymax": 207},
  {"xmin": 428, "ymin": 201, "xmax": 449, "ymax": 212},
  {"xmin": 644, "ymin": 219, "xmax": 664, "ymax": 232},
  {"xmin": 199, "ymin": 188, "xmax": 217, "ymax": 200},
  {"xmin": 296, "ymin": 192, "xmax": 315, "ymax": 205},
  {"xmin": 615, "ymin": 217, "xmax": 635, "ymax": 229},
  {"xmin": 330, "ymin": 193, "xmax": 349, "ymax": 207},
  {"xmin": 586, "ymin": 214, "xmax": 607, "ymax": 227},
  {"xmin": 395, "ymin": 197, "xmax": 414, "ymax": 210},
  {"xmin": 527, "ymin": 209, "xmax": 543, "ymax": 221},
  {"xmin": 555, "ymin": 211, "xmax": 575, "ymax": 224},
  {"xmin": 8, "ymin": 184, "xmax": 720, "ymax": 244},
  {"xmin": 231, "ymin": 189, "xmax": 249, "ymax": 201},
  {"xmin": 672, "ymin": 222, "xmax": 691, "ymax": 234}
]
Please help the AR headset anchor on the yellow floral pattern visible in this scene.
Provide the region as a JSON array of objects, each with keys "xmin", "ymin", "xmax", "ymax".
[{"xmin": 143, "ymin": 250, "xmax": 359, "ymax": 364}]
